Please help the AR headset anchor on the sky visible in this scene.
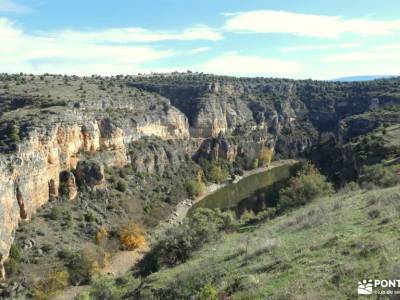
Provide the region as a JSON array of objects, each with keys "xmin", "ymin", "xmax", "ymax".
[{"xmin": 1, "ymin": 0, "xmax": 400, "ymax": 79}]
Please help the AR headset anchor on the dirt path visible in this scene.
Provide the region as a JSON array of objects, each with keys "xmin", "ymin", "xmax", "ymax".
[{"xmin": 53, "ymin": 159, "xmax": 297, "ymax": 299}]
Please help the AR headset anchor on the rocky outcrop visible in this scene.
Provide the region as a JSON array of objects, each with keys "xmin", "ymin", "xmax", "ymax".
[
  {"xmin": 0, "ymin": 108, "xmax": 190, "ymax": 278},
  {"xmin": 59, "ymin": 171, "xmax": 78, "ymax": 200},
  {"xmin": 129, "ymin": 81, "xmax": 254, "ymax": 138},
  {"xmin": 129, "ymin": 138, "xmax": 194, "ymax": 175},
  {"xmin": 336, "ymin": 109, "xmax": 400, "ymax": 144}
]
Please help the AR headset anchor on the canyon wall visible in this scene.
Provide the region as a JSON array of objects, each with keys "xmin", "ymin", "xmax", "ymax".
[{"xmin": 0, "ymin": 106, "xmax": 189, "ymax": 278}]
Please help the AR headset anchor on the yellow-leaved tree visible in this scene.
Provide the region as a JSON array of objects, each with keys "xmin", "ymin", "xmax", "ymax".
[
  {"xmin": 119, "ymin": 222, "xmax": 146, "ymax": 250},
  {"xmin": 259, "ymin": 148, "xmax": 273, "ymax": 168}
]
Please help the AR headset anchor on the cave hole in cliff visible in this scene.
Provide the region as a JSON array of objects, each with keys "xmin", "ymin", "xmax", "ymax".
[
  {"xmin": 48, "ymin": 179, "xmax": 57, "ymax": 197},
  {"xmin": 16, "ymin": 187, "xmax": 28, "ymax": 219}
]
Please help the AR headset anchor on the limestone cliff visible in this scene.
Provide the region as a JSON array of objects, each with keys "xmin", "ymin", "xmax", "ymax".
[{"xmin": 0, "ymin": 105, "xmax": 189, "ymax": 277}]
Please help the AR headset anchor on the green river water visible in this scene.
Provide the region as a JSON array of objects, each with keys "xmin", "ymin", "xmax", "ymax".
[{"xmin": 190, "ymin": 163, "xmax": 294, "ymax": 216}]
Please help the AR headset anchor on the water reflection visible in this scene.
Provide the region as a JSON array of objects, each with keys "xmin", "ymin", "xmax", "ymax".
[{"xmin": 191, "ymin": 164, "xmax": 292, "ymax": 217}]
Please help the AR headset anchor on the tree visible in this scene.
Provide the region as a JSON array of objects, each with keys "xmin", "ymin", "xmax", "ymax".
[
  {"xmin": 119, "ymin": 222, "xmax": 146, "ymax": 250},
  {"xmin": 278, "ymin": 163, "xmax": 333, "ymax": 211},
  {"xmin": 259, "ymin": 148, "xmax": 273, "ymax": 168},
  {"xmin": 209, "ymin": 165, "xmax": 229, "ymax": 183},
  {"xmin": 95, "ymin": 227, "xmax": 108, "ymax": 246},
  {"xmin": 185, "ymin": 180, "xmax": 205, "ymax": 198},
  {"xmin": 67, "ymin": 245, "xmax": 110, "ymax": 285},
  {"xmin": 9, "ymin": 126, "xmax": 21, "ymax": 143}
]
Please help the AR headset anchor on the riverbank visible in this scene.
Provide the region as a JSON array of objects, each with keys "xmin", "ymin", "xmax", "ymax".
[
  {"xmin": 162, "ymin": 159, "xmax": 298, "ymax": 227},
  {"xmin": 54, "ymin": 159, "xmax": 297, "ymax": 299}
]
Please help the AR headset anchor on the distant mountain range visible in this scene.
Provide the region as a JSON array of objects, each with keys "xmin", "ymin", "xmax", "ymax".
[{"xmin": 333, "ymin": 75, "xmax": 398, "ymax": 82}]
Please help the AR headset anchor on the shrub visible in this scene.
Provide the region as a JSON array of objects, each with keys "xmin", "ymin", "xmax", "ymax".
[
  {"xmin": 278, "ymin": 162, "xmax": 333, "ymax": 211},
  {"xmin": 198, "ymin": 158, "xmax": 231, "ymax": 183},
  {"xmin": 95, "ymin": 227, "xmax": 108, "ymax": 245},
  {"xmin": 259, "ymin": 148, "xmax": 273, "ymax": 167},
  {"xmin": 116, "ymin": 179, "xmax": 128, "ymax": 192},
  {"xmin": 9, "ymin": 126, "xmax": 21, "ymax": 143},
  {"xmin": 209, "ymin": 165, "xmax": 229, "ymax": 183},
  {"xmin": 359, "ymin": 163, "xmax": 400, "ymax": 188},
  {"xmin": 67, "ymin": 245, "xmax": 110, "ymax": 285},
  {"xmin": 31, "ymin": 269, "xmax": 70, "ymax": 300},
  {"xmin": 198, "ymin": 282, "xmax": 218, "ymax": 300},
  {"xmin": 89, "ymin": 275, "xmax": 120, "ymax": 300},
  {"xmin": 5, "ymin": 244, "xmax": 22, "ymax": 275},
  {"xmin": 84, "ymin": 211, "xmax": 96, "ymax": 223},
  {"xmin": 9, "ymin": 243, "xmax": 22, "ymax": 261},
  {"xmin": 49, "ymin": 206, "xmax": 64, "ymax": 220},
  {"xmin": 240, "ymin": 209, "xmax": 256, "ymax": 224},
  {"xmin": 119, "ymin": 222, "xmax": 146, "ymax": 250},
  {"xmin": 252, "ymin": 158, "xmax": 259, "ymax": 169},
  {"xmin": 75, "ymin": 292, "xmax": 91, "ymax": 300},
  {"xmin": 229, "ymin": 275, "xmax": 260, "ymax": 293},
  {"xmin": 140, "ymin": 208, "xmax": 229, "ymax": 274},
  {"xmin": 108, "ymin": 174, "xmax": 118, "ymax": 184},
  {"xmin": 185, "ymin": 180, "xmax": 205, "ymax": 199},
  {"xmin": 341, "ymin": 181, "xmax": 360, "ymax": 193}
]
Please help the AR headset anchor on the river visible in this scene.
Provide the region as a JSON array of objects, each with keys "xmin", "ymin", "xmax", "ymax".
[{"xmin": 190, "ymin": 163, "xmax": 294, "ymax": 216}]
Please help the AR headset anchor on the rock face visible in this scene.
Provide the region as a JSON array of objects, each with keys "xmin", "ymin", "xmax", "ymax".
[
  {"xmin": 59, "ymin": 171, "xmax": 78, "ymax": 200},
  {"xmin": 0, "ymin": 102, "xmax": 190, "ymax": 277},
  {"xmin": 129, "ymin": 138, "xmax": 194, "ymax": 175}
]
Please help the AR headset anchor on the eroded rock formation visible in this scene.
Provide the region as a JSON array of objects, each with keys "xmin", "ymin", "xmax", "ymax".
[{"xmin": 0, "ymin": 110, "xmax": 189, "ymax": 277}]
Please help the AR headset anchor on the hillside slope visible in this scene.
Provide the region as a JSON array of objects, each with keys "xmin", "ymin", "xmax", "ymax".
[{"xmin": 103, "ymin": 185, "xmax": 400, "ymax": 300}]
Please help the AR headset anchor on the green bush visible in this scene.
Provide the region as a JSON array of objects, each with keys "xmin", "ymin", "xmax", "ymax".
[
  {"xmin": 49, "ymin": 207, "xmax": 63, "ymax": 220},
  {"xmin": 278, "ymin": 163, "xmax": 333, "ymax": 211},
  {"xmin": 9, "ymin": 126, "xmax": 21, "ymax": 143},
  {"xmin": 88, "ymin": 275, "xmax": 120, "ymax": 300},
  {"xmin": 84, "ymin": 211, "xmax": 96, "ymax": 223},
  {"xmin": 5, "ymin": 244, "xmax": 22, "ymax": 275},
  {"xmin": 66, "ymin": 245, "xmax": 109, "ymax": 285},
  {"xmin": 31, "ymin": 269, "xmax": 70, "ymax": 300},
  {"xmin": 198, "ymin": 282, "xmax": 218, "ymax": 300},
  {"xmin": 359, "ymin": 163, "xmax": 400, "ymax": 188},
  {"xmin": 252, "ymin": 158, "xmax": 259, "ymax": 169},
  {"xmin": 9, "ymin": 243, "xmax": 22, "ymax": 261},
  {"xmin": 115, "ymin": 180, "xmax": 128, "ymax": 192},
  {"xmin": 198, "ymin": 158, "xmax": 231, "ymax": 183},
  {"xmin": 185, "ymin": 180, "xmax": 205, "ymax": 198},
  {"xmin": 140, "ymin": 208, "xmax": 232, "ymax": 274},
  {"xmin": 209, "ymin": 165, "xmax": 229, "ymax": 183}
]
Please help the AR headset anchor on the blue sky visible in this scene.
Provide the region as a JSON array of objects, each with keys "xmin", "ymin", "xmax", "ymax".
[{"xmin": 1, "ymin": 0, "xmax": 400, "ymax": 79}]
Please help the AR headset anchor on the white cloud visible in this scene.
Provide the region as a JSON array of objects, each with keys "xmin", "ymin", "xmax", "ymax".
[
  {"xmin": 54, "ymin": 25, "xmax": 222, "ymax": 44},
  {"xmin": 224, "ymin": 10, "xmax": 400, "ymax": 38},
  {"xmin": 282, "ymin": 43, "xmax": 362, "ymax": 52},
  {"xmin": 320, "ymin": 42, "xmax": 400, "ymax": 63},
  {"xmin": 0, "ymin": 0, "xmax": 30, "ymax": 13},
  {"xmin": 372, "ymin": 43, "xmax": 400, "ymax": 51},
  {"xmin": 186, "ymin": 47, "xmax": 210, "ymax": 55},
  {"xmin": 0, "ymin": 18, "xmax": 177, "ymax": 75},
  {"xmin": 321, "ymin": 51, "xmax": 400, "ymax": 62},
  {"xmin": 315, "ymin": 47, "xmax": 400, "ymax": 79},
  {"xmin": 194, "ymin": 52, "xmax": 304, "ymax": 77}
]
